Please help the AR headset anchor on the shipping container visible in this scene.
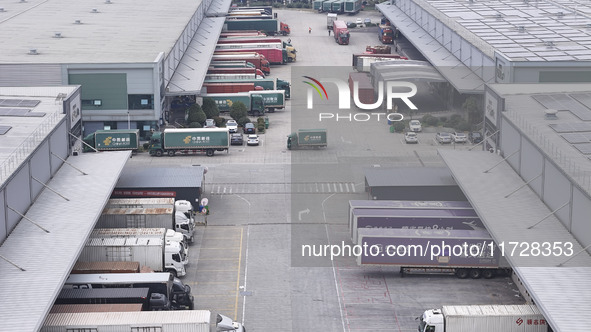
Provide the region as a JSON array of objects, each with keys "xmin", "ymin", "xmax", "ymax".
[
  {"xmin": 49, "ymin": 303, "xmax": 143, "ymax": 313},
  {"xmin": 71, "ymin": 261, "xmax": 141, "ymax": 274},
  {"xmin": 343, "ymin": 0, "xmax": 362, "ymax": 14},
  {"xmin": 348, "ymin": 72, "xmax": 374, "ymax": 105},
  {"xmin": 105, "ymin": 198, "xmax": 175, "ymax": 209},
  {"xmin": 203, "ymin": 78, "xmax": 291, "ymax": 99},
  {"xmin": 211, "ymin": 53, "xmax": 270, "ymax": 75},
  {"xmin": 55, "ymin": 288, "xmax": 150, "ymax": 309},
  {"xmin": 224, "ymin": 18, "xmax": 290, "ymax": 36},
  {"xmin": 41, "ymin": 311, "xmax": 245, "ymax": 332}
]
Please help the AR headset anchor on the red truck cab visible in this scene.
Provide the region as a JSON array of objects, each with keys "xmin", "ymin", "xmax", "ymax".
[{"xmin": 332, "ymin": 20, "xmax": 350, "ymax": 45}]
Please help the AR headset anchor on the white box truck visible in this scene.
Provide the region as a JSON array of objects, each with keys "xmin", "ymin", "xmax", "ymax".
[
  {"xmin": 90, "ymin": 228, "xmax": 188, "ymax": 265},
  {"xmin": 98, "ymin": 206, "xmax": 196, "ymax": 243},
  {"xmin": 41, "ymin": 310, "xmax": 245, "ymax": 332},
  {"xmin": 419, "ymin": 305, "xmax": 548, "ymax": 332},
  {"xmin": 79, "ymin": 237, "xmax": 186, "ymax": 277}
]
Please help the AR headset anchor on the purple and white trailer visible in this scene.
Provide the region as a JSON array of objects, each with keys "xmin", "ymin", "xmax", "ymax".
[{"xmin": 357, "ymin": 228, "xmax": 509, "ymax": 279}]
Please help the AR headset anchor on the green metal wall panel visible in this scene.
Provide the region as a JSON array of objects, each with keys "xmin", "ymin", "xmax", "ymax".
[{"xmin": 69, "ymin": 73, "xmax": 128, "ymax": 110}]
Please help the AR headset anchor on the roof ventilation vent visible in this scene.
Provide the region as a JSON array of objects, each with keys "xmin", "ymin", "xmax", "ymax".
[
  {"xmin": 28, "ymin": 48, "xmax": 38, "ymax": 55},
  {"xmin": 74, "ymin": 19, "xmax": 82, "ymax": 24},
  {"xmin": 105, "ymin": 0, "xmax": 112, "ymax": 3},
  {"xmin": 557, "ymin": 11, "xmax": 564, "ymax": 17},
  {"xmin": 19, "ymin": 0, "xmax": 26, "ymax": 3},
  {"xmin": 91, "ymin": 8, "xmax": 98, "ymax": 13},
  {"xmin": 468, "ymin": 0, "xmax": 474, "ymax": 3},
  {"xmin": 586, "ymin": 23, "xmax": 591, "ymax": 29},
  {"xmin": 0, "ymin": 7, "xmax": 5, "ymax": 12},
  {"xmin": 54, "ymin": 32, "xmax": 62, "ymax": 38},
  {"xmin": 545, "ymin": 109, "xmax": 558, "ymax": 120},
  {"xmin": 495, "ymin": 13, "xmax": 503, "ymax": 20},
  {"xmin": 518, "ymin": 25, "xmax": 526, "ymax": 33},
  {"xmin": 545, "ymin": 40, "xmax": 555, "ymax": 48},
  {"xmin": 523, "ymin": 0, "xmax": 529, "ymax": 4}
]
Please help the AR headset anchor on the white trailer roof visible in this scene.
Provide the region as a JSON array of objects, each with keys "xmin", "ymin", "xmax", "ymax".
[
  {"xmin": 439, "ymin": 149, "xmax": 591, "ymax": 332},
  {"xmin": 43, "ymin": 310, "xmax": 212, "ymax": 328},
  {"xmin": 0, "ymin": 151, "xmax": 130, "ymax": 332}
]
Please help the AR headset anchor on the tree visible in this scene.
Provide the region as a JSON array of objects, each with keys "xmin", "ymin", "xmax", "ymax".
[
  {"xmin": 237, "ymin": 116, "xmax": 251, "ymax": 127},
  {"xmin": 202, "ymin": 98, "xmax": 220, "ymax": 119},
  {"xmin": 187, "ymin": 103, "xmax": 206, "ymax": 125},
  {"xmin": 462, "ymin": 96, "xmax": 482, "ymax": 125},
  {"xmin": 230, "ymin": 101, "xmax": 249, "ymax": 121}
]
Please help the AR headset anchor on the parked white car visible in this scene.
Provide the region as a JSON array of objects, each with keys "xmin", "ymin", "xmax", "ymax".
[
  {"xmin": 247, "ymin": 134, "xmax": 259, "ymax": 146},
  {"xmin": 356, "ymin": 18, "xmax": 363, "ymax": 27},
  {"xmin": 404, "ymin": 132, "xmax": 418, "ymax": 144},
  {"xmin": 226, "ymin": 119, "xmax": 238, "ymax": 133},
  {"xmin": 409, "ymin": 120, "xmax": 422, "ymax": 132},
  {"xmin": 451, "ymin": 132, "xmax": 467, "ymax": 143}
]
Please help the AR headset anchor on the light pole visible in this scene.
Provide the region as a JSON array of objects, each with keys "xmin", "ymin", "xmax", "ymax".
[{"xmin": 127, "ymin": 110, "xmax": 130, "ymax": 129}]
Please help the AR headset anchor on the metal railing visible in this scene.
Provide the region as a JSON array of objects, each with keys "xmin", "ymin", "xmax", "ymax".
[{"xmin": 0, "ymin": 112, "xmax": 64, "ymax": 183}]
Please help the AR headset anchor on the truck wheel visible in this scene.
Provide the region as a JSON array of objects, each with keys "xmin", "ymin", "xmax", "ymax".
[
  {"xmin": 455, "ymin": 269, "xmax": 469, "ymax": 279},
  {"xmin": 166, "ymin": 269, "xmax": 177, "ymax": 278},
  {"xmin": 482, "ymin": 270, "xmax": 495, "ymax": 279},
  {"xmin": 268, "ymin": 107, "xmax": 275, "ymax": 113},
  {"xmin": 206, "ymin": 149, "xmax": 214, "ymax": 157},
  {"xmin": 168, "ymin": 150, "xmax": 175, "ymax": 157},
  {"xmin": 469, "ymin": 269, "xmax": 482, "ymax": 279},
  {"xmin": 155, "ymin": 150, "xmax": 163, "ymax": 157}
]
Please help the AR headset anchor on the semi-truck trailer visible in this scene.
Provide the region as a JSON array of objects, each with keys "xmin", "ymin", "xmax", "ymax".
[
  {"xmin": 349, "ymin": 207, "xmax": 484, "ymax": 244},
  {"xmin": 203, "ymin": 78, "xmax": 291, "ymax": 99},
  {"xmin": 216, "ymin": 42, "xmax": 296, "ymax": 62},
  {"xmin": 357, "ymin": 228, "xmax": 510, "ymax": 279},
  {"xmin": 41, "ymin": 311, "xmax": 245, "ymax": 332},
  {"xmin": 287, "ymin": 129, "xmax": 327, "ymax": 150},
  {"xmin": 314, "ymin": 0, "xmax": 328, "ymax": 11},
  {"xmin": 220, "ymin": 31, "xmax": 267, "ymax": 38},
  {"xmin": 149, "ymin": 128, "xmax": 230, "ymax": 157},
  {"xmin": 344, "ymin": 0, "xmax": 362, "ymax": 14},
  {"xmin": 348, "ymin": 72, "xmax": 374, "ymax": 105},
  {"xmin": 71, "ymin": 261, "xmax": 141, "ymax": 274},
  {"xmin": 55, "ymin": 288, "xmax": 157, "ymax": 310},
  {"xmin": 333, "ymin": 20, "xmax": 350, "ymax": 45},
  {"xmin": 82, "ymin": 129, "xmax": 139, "ymax": 152},
  {"xmin": 224, "ymin": 18, "xmax": 290, "ymax": 36},
  {"xmin": 205, "ymin": 72, "xmax": 263, "ymax": 80},
  {"xmin": 327, "ymin": 13, "xmax": 337, "ymax": 29},
  {"xmin": 64, "ymin": 272, "xmax": 194, "ymax": 310},
  {"xmin": 97, "ymin": 207, "xmax": 195, "ymax": 244},
  {"xmin": 201, "ymin": 91, "xmax": 266, "ymax": 115},
  {"xmin": 105, "ymin": 197, "xmax": 176, "ymax": 209},
  {"xmin": 203, "ymin": 82, "xmax": 263, "ymax": 94},
  {"xmin": 418, "ymin": 305, "xmax": 548, "ymax": 332},
  {"xmin": 79, "ymin": 236, "xmax": 186, "ymax": 277},
  {"xmin": 332, "ymin": 0, "xmax": 344, "ymax": 13},
  {"xmin": 323, "ymin": 0, "xmax": 337, "ymax": 12},
  {"xmin": 211, "ymin": 53, "xmax": 270, "ymax": 75},
  {"xmin": 255, "ymin": 89, "xmax": 286, "ymax": 112},
  {"xmin": 215, "ymin": 48, "xmax": 288, "ymax": 64},
  {"xmin": 50, "ymin": 303, "xmax": 143, "ymax": 313},
  {"xmin": 209, "ymin": 60, "xmax": 256, "ymax": 68},
  {"xmin": 230, "ymin": 5, "xmax": 272, "ymax": 15},
  {"xmin": 207, "ymin": 67, "xmax": 265, "ymax": 77},
  {"xmin": 378, "ymin": 24, "xmax": 394, "ymax": 44},
  {"xmin": 90, "ymin": 228, "xmax": 189, "ymax": 265}
]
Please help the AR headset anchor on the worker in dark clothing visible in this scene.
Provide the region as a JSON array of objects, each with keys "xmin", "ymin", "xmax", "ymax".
[{"xmin": 328, "ymin": 29, "xmax": 331, "ymax": 36}]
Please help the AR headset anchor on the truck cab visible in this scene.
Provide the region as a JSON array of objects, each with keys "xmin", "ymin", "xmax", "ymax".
[
  {"xmin": 418, "ymin": 309, "xmax": 443, "ymax": 332},
  {"xmin": 280, "ymin": 22, "xmax": 290, "ymax": 35},
  {"xmin": 148, "ymin": 132, "xmax": 163, "ymax": 156},
  {"xmin": 249, "ymin": 94, "xmax": 265, "ymax": 116},
  {"xmin": 282, "ymin": 42, "xmax": 297, "ymax": 62},
  {"xmin": 164, "ymin": 241, "xmax": 186, "ymax": 277},
  {"xmin": 166, "ymin": 229, "xmax": 189, "ymax": 258},
  {"xmin": 175, "ymin": 200, "xmax": 196, "ymax": 243},
  {"xmin": 277, "ymin": 78, "xmax": 291, "ymax": 99}
]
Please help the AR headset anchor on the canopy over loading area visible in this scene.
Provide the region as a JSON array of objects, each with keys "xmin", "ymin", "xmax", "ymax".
[{"xmin": 439, "ymin": 149, "xmax": 591, "ymax": 332}]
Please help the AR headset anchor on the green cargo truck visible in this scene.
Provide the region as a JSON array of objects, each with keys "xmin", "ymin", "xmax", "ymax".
[
  {"xmin": 203, "ymin": 78, "xmax": 291, "ymax": 99},
  {"xmin": 201, "ymin": 92, "xmax": 266, "ymax": 116},
  {"xmin": 332, "ymin": 0, "xmax": 345, "ymax": 13},
  {"xmin": 257, "ymin": 90, "xmax": 286, "ymax": 112},
  {"xmin": 224, "ymin": 19, "xmax": 291, "ymax": 36},
  {"xmin": 314, "ymin": 0, "xmax": 328, "ymax": 11},
  {"xmin": 344, "ymin": 0, "xmax": 362, "ymax": 14},
  {"xmin": 287, "ymin": 129, "xmax": 327, "ymax": 150},
  {"xmin": 83, "ymin": 129, "xmax": 139, "ymax": 152},
  {"xmin": 323, "ymin": 0, "xmax": 337, "ymax": 12},
  {"xmin": 149, "ymin": 128, "xmax": 229, "ymax": 157}
]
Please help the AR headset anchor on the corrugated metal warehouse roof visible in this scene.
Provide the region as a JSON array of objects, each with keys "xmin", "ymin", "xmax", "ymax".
[
  {"xmin": 0, "ymin": 0, "xmax": 205, "ymax": 63},
  {"xmin": 0, "ymin": 151, "xmax": 131, "ymax": 332},
  {"xmin": 439, "ymin": 149, "xmax": 591, "ymax": 331}
]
